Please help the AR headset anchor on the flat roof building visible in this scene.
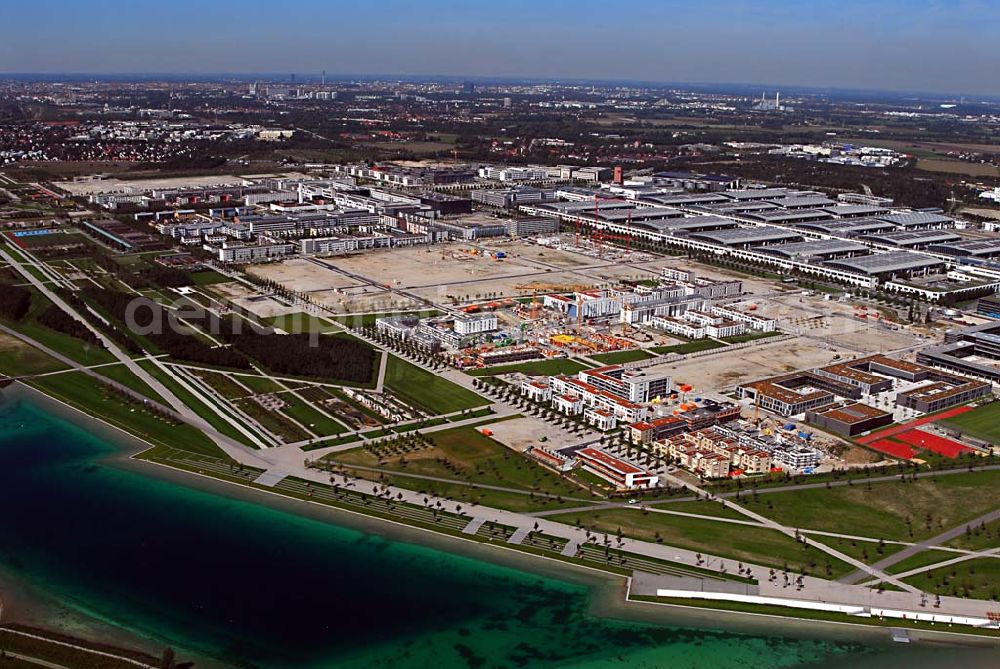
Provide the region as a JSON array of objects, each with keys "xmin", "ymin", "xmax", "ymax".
[
  {"xmin": 687, "ymin": 227, "xmax": 803, "ymax": 249},
  {"xmin": 806, "ymin": 402, "xmax": 894, "ymax": 437},
  {"xmin": 759, "ymin": 239, "xmax": 870, "ymax": 261},
  {"xmin": 823, "ymin": 252, "xmax": 945, "ymax": 278},
  {"xmin": 927, "ymin": 239, "xmax": 1000, "ymax": 258},
  {"xmin": 918, "ymin": 321, "xmax": 1000, "ymax": 383},
  {"xmin": 878, "ymin": 212, "xmax": 955, "ymax": 229},
  {"xmin": 745, "ymin": 209, "xmax": 834, "ymax": 225},
  {"xmin": 819, "ymin": 204, "xmax": 891, "ymax": 219},
  {"xmin": 794, "ymin": 218, "xmax": 897, "ymax": 237},
  {"xmin": 738, "ymin": 371, "xmax": 860, "ymax": 417},
  {"xmin": 576, "ymin": 447, "xmax": 659, "ymax": 489},
  {"xmin": 861, "ymin": 229, "xmax": 961, "ymax": 249}
]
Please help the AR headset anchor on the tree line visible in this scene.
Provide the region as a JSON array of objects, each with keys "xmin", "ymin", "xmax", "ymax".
[
  {"xmin": 81, "ymin": 286, "xmax": 250, "ymax": 369},
  {"xmin": 78, "ymin": 286, "xmax": 376, "ymax": 383},
  {"xmin": 0, "ymin": 285, "xmax": 31, "ymax": 321},
  {"xmin": 37, "ymin": 304, "xmax": 102, "ymax": 348},
  {"xmin": 224, "ymin": 328, "xmax": 375, "ymax": 384}
]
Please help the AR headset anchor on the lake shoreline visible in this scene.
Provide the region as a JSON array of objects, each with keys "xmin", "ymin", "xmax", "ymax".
[{"xmin": 2, "ymin": 381, "xmax": 998, "ymax": 661}]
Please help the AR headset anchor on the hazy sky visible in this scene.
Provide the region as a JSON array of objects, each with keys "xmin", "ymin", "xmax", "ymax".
[{"xmin": 2, "ymin": 0, "xmax": 998, "ymax": 95}]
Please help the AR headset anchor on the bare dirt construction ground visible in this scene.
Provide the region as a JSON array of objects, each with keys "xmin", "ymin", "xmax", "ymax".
[
  {"xmin": 247, "ymin": 258, "xmax": 364, "ymax": 291},
  {"xmin": 249, "ymin": 241, "xmax": 671, "ymax": 305},
  {"xmin": 55, "ymin": 174, "xmax": 249, "ymax": 196},
  {"xmin": 207, "ymin": 281, "xmax": 297, "ymax": 318},
  {"xmin": 310, "ymin": 287, "xmax": 422, "ymax": 314},
  {"xmin": 645, "ymin": 337, "xmax": 854, "ymax": 391},
  {"xmin": 482, "ymin": 416, "xmax": 584, "ymax": 453},
  {"xmin": 751, "ymin": 293, "xmax": 922, "ymax": 353}
]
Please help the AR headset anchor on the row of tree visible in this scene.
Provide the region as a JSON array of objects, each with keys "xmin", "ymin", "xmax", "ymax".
[{"xmin": 37, "ymin": 305, "xmax": 102, "ymax": 348}]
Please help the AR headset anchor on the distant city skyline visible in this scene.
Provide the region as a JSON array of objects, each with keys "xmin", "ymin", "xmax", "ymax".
[{"xmin": 2, "ymin": 0, "xmax": 999, "ymax": 97}]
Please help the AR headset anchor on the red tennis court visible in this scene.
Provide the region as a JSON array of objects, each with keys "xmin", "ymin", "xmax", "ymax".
[
  {"xmin": 894, "ymin": 429, "xmax": 971, "ymax": 458},
  {"xmin": 868, "ymin": 438, "xmax": 917, "ymax": 459}
]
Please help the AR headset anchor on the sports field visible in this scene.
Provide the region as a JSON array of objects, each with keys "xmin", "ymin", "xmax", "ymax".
[{"xmin": 939, "ymin": 402, "xmax": 1000, "ymax": 443}]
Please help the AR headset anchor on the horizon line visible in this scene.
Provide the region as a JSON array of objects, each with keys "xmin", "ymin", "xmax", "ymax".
[{"xmin": 0, "ymin": 71, "xmax": 994, "ymax": 101}]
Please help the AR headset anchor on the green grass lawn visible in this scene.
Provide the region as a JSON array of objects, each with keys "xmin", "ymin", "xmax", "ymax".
[
  {"xmin": 93, "ymin": 363, "xmax": 168, "ymax": 404},
  {"xmin": 737, "ymin": 470, "xmax": 1000, "ymax": 542},
  {"xmin": 229, "ymin": 373, "xmax": 285, "ymax": 395},
  {"xmin": 331, "ymin": 424, "xmax": 594, "ymax": 500},
  {"xmin": 465, "ymin": 357, "xmax": 589, "ymax": 377},
  {"xmin": 280, "ymin": 394, "xmax": 349, "ymax": 436},
  {"xmin": 188, "ymin": 269, "xmax": 230, "ymax": 286},
  {"xmin": 812, "ymin": 535, "xmax": 905, "ymax": 564},
  {"xmin": 234, "ymin": 397, "xmax": 310, "ymax": 443},
  {"xmin": 384, "ymin": 356, "xmax": 486, "ymax": 414},
  {"xmin": 548, "ymin": 507, "xmax": 853, "ymax": 578},
  {"xmin": 945, "ymin": 517, "xmax": 1000, "ymax": 552},
  {"xmin": 1, "ymin": 288, "xmax": 118, "ymax": 368},
  {"xmin": 883, "ymin": 549, "xmax": 957, "ymax": 575},
  {"xmin": 339, "ymin": 468, "xmax": 588, "ymax": 513},
  {"xmin": 652, "ymin": 500, "xmax": 752, "ymax": 521},
  {"xmin": 905, "ymin": 558, "xmax": 1000, "ymax": 600},
  {"xmin": 588, "ymin": 349, "xmax": 655, "ymax": 364},
  {"xmin": 940, "ymin": 402, "xmax": 1000, "ymax": 442},
  {"xmin": 720, "ymin": 331, "xmax": 783, "ymax": 344},
  {"xmin": 193, "ymin": 369, "xmax": 249, "ymax": 400},
  {"xmin": 650, "ymin": 339, "xmax": 727, "ymax": 355},
  {"xmin": 263, "ymin": 312, "xmax": 341, "ymax": 334},
  {"xmin": 26, "ymin": 371, "xmax": 222, "ymax": 457},
  {"xmin": 0, "ymin": 332, "xmax": 68, "ymax": 376}
]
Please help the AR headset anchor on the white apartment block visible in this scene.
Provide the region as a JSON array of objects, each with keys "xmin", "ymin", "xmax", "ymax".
[
  {"xmin": 520, "ymin": 380, "xmax": 552, "ymax": 403},
  {"xmin": 706, "ymin": 321, "xmax": 746, "ymax": 338},
  {"xmin": 710, "ymin": 305, "xmax": 777, "ymax": 332},
  {"xmin": 454, "ymin": 313, "xmax": 498, "ymax": 336},
  {"xmin": 649, "ymin": 316, "xmax": 706, "ymax": 339}
]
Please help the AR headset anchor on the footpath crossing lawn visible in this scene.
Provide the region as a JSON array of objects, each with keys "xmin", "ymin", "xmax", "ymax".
[
  {"xmin": 736, "ymin": 470, "xmax": 1000, "ymax": 542},
  {"xmin": 905, "ymin": 558, "xmax": 1000, "ymax": 601},
  {"xmin": 548, "ymin": 507, "xmax": 853, "ymax": 578},
  {"xmin": 27, "ymin": 371, "xmax": 221, "ymax": 457},
  {"xmin": 332, "ymin": 424, "xmax": 592, "ymax": 500}
]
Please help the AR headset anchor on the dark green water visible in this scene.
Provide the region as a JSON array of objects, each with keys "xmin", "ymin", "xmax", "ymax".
[{"xmin": 1, "ymin": 395, "xmax": 997, "ymax": 668}]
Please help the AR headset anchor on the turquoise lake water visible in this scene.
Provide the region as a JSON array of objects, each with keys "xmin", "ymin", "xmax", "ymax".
[{"xmin": 1, "ymin": 394, "xmax": 997, "ymax": 668}]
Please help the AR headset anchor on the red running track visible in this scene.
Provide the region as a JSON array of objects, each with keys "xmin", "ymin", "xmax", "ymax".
[
  {"xmin": 868, "ymin": 438, "xmax": 918, "ymax": 459},
  {"xmin": 857, "ymin": 405, "xmax": 972, "ymax": 445}
]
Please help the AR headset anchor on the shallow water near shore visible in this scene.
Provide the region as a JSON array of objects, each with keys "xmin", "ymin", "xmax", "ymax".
[{"xmin": 1, "ymin": 393, "xmax": 998, "ymax": 668}]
